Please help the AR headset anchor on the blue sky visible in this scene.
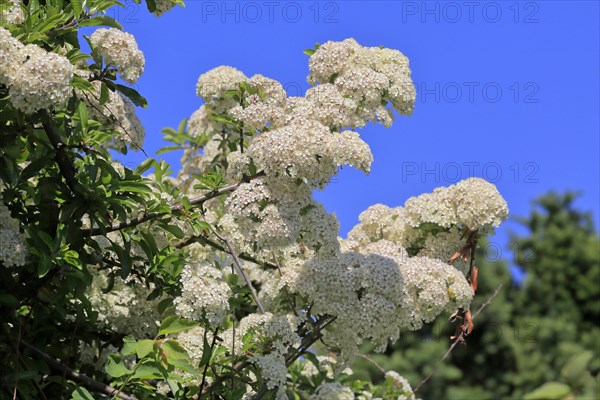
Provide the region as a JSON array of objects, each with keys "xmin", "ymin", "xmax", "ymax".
[{"xmin": 108, "ymin": 0, "xmax": 599, "ymax": 276}]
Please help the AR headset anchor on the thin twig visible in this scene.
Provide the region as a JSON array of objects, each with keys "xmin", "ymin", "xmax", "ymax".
[
  {"xmin": 82, "ymin": 173, "xmax": 263, "ymax": 236},
  {"xmin": 199, "ymin": 328, "xmax": 220, "ymax": 395},
  {"xmin": 20, "ymin": 341, "xmax": 137, "ymax": 400},
  {"xmin": 213, "ymin": 232, "xmax": 264, "ymax": 314},
  {"xmin": 357, "ymin": 354, "xmax": 387, "ymax": 376},
  {"xmin": 177, "ymin": 235, "xmax": 278, "ymax": 271},
  {"xmin": 413, "ymin": 284, "xmax": 503, "ymax": 394}
]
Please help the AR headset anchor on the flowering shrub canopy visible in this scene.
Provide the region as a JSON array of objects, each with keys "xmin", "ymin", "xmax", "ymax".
[{"xmin": 0, "ymin": 1, "xmax": 507, "ymax": 399}]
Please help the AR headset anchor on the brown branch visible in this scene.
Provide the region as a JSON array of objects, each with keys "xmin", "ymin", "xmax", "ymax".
[
  {"xmin": 413, "ymin": 284, "xmax": 503, "ymax": 394},
  {"xmin": 82, "ymin": 173, "xmax": 263, "ymax": 236},
  {"xmin": 357, "ymin": 354, "xmax": 387, "ymax": 376},
  {"xmin": 20, "ymin": 341, "xmax": 137, "ymax": 400}
]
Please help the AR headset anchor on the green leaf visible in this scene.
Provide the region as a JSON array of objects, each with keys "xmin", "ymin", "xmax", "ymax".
[
  {"xmin": 198, "ymin": 332, "xmax": 213, "ymax": 367},
  {"xmin": 71, "ymin": 0, "xmax": 83, "ymax": 18},
  {"xmin": 134, "ymin": 158, "xmax": 156, "ymax": 175},
  {"xmin": 161, "ymin": 340, "xmax": 189, "ymax": 363},
  {"xmin": 158, "ymin": 298, "xmax": 173, "ymax": 315},
  {"xmin": 105, "ymin": 355, "xmax": 132, "ymax": 378},
  {"xmin": 119, "ymin": 181, "xmax": 153, "ymax": 195},
  {"xmin": 71, "ymin": 387, "xmax": 94, "ymax": 400},
  {"xmin": 158, "ymin": 316, "xmax": 199, "ymax": 336},
  {"xmin": 99, "ymin": 82, "xmax": 110, "ymax": 105},
  {"xmin": 79, "ymin": 15, "xmax": 123, "ymax": 30},
  {"xmin": 145, "ymin": 0, "xmax": 156, "ymax": 12},
  {"xmin": 524, "ymin": 382, "xmax": 572, "ymax": 400},
  {"xmin": 71, "ymin": 76, "xmax": 94, "ymax": 92},
  {"xmin": 156, "ymin": 145, "xmax": 185, "ymax": 155},
  {"xmin": 136, "ymin": 339, "xmax": 156, "ymax": 358},
  {"xmin": 303, "ymin": 48, "xmax": 316, "ymax": 56},
  {"xmin": 121, "ymin": 337, "xmax": 137, "ymax": 356},
  {"xmin": 561, "ymin": 351, "xmax": 594, "ymax": 387},
  {"xmin": 115, "ymin": 84, "xmax": 148, "ymax": 108},
  {"xmin": 78, "ymin": 101, "xmax": 88, "ymax": 133},
  {"xmin": 162, "ymin": 224, "xmax": 185, "ymax": 239},
  {"xmin": 131, "ymin": 363, "xmax": 164, "ymax": 380}
]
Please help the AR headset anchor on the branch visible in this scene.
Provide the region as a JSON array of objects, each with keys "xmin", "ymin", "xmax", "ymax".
[
  {"xmin": 212, "ymin": 232, "xmax": 265, "ymax": 314},
  {"xmin": 357, "ymin": 354, "xmax": 387, "ymax": 376},
  {"xmin": 82, "ymin": 173, "xmax": 263, "ymax": 236},
  {"xmin": 285, "ymin": 316, "xmax": 336, "ymax": 367},
  {"xmin": 198, "ymin": 328, "xmax": 220, "ymax": 395},
  {"xmin": 177, "ymin": 235, "xmax": 278, "ymax": 271},
  {"xmin": 413, "ymin": 284, "xmax": 503, "ymax": 394},
  {"xmin": 195, "ymin": 360, "xmax": 250, "ymax": 399},
  {"xmin": 20, "ymin": 341, "xmax": 138, "ymax": 400},
  {"xmin": 39, "ymin": 110, "xmax": 77, "ymax": 192}
]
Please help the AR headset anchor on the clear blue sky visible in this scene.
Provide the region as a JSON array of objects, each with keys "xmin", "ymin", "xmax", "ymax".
[{"xmin": 107, "ymin": 0, "xmax": 600, "ymax": 274}]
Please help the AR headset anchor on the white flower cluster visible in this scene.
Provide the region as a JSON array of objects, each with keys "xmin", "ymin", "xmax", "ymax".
[
  {"xmin": 90, "ymin": 28, "xmax": 144, "ymax": 84},
  {"xmin": 196, "ymin": 65, "xmax": 247, "ymax": 104},
  {"xmin": 86, "ymin": 267, "xmax": 161, "ymax": 337},
  {"xmin": 0, "ymin": 27, "xmax": 74, "ymax": 113},
  {"xmin": 0, "ymin": 193, "xmax": 28, "ymax": 267},
  {"xmin": 309, "ymin": 382, "xmax": 355, "ymax": 400},
  {"xmin": 229, "ymin": 74, "xmax": 287, "ymax": 131},
  {"xmin": 384, "ymin": 371, "xmax": 416, "ymax": 400},
  {"xmin": 79, "ymin": 81, "xmax": 145, "ymax": 150},
  {"xmin": 174, "ymin": 263, "xmax": 232, "ymax": 326},
  {"xmin": 1, "ymin": 0, "xmax": 24, "ymax": 25},
  {"xmin": 292, "ymin": 249, "xmax": 472, "ymax": 358},
  {"xmin": 345, "ymin": 178, "xmax": 508, "ymax": 264},
  {"xmin": 187, "ymin": 105, "xmax": 218, "ymax": 137},
  {"xmin": 220, "ymin": 312, "xmax": 300, "ymax": 397},
  {"xmin": 308, "ymin": 38, "xmax": 416, "ymax": 124},
  {"xmin": 404, "ymin": 177, "xmax": 509, "ymax": 231},
  {"xmin": 247, "ymin": 121, "xmax": 373, "ymax": 187},
  {"xmin": 251, "ymin": 352, "xmax": 288, "ymax": 397},
  {"xmin": 223, "ymin": 177, "xmax": 311, "ymax": 248}
]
